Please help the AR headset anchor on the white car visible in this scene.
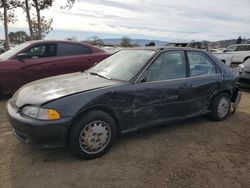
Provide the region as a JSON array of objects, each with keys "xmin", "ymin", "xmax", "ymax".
[
  {"xmin": 238, "ymin": 58, "xmax": 250, "ymax": 88},
  {"xmin": 213, "ymin": 44, "xmax": 250, "ymax": 67}
]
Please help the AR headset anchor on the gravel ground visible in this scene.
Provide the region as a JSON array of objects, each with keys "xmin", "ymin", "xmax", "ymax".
[{"xmin": 0, "ymin": 92, "xmax": 250, "ymax": 188}]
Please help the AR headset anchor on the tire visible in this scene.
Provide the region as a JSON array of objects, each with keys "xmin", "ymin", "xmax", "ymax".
[
  {"xmin": 209, "ymin": 93, "xmax": 231, "ymax": 121},
  {"xmin": 69, "ymin": 110, "xmax": 117, "ymax": 159}
]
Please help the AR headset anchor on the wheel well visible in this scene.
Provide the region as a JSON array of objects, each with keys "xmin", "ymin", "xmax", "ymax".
[
  {"xmin": 221, "ymin": 90, "xmax": 231, "ymax": 96},
  {"xmin": 67, "ymin": 106, "xmax": 121, "ymax": 143},
  {"xmin": 210, "ymin": 90, "xmax": 231, "ymax": 105},
  {"xmin": 243, "ymin": 56, "xmax": 250, "ymax": 62}
]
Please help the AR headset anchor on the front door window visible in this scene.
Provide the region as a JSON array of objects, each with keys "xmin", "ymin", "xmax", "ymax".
[
  {"xmin": 144, "ymin": 51, "xmax": 186, "ymax": 82},
  {"xmin": 25, "ymin": 44, "xmax": 57, "ymax": 58}
]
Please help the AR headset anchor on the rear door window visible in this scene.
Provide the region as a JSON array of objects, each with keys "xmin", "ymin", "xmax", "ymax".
[
  {"xmin": 236, "ymin": 45, "xmax": 250, "ymax": 51},
  {"xmin": 57, "ymin": 43, "xmax": 92, "ymax": 56},
  {"xmin": 187, "ymin": 51, "xmax": 216, "ymax": 77},
  {"xmin": 246, "ymin": 45, "xmax": 250, "ymax": 51}
]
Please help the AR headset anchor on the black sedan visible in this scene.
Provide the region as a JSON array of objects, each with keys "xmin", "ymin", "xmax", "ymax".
[{"xmin": 7, "ymin": 47, "xmax": 241, "ymax": 159}]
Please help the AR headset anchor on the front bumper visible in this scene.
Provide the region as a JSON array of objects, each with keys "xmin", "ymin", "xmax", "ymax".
[{"xmin": 7, "ymin": 102, "xmax": 72, "ymax": 148}]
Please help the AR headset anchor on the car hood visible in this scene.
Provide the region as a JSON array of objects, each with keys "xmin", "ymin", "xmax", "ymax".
[
  {"xmin": 14, "ymin": 72, "xmax": 122, "ymax": 107},
  {"xmin": 212, "ymin": 52, "xmax": 232, "ymax": 55}
]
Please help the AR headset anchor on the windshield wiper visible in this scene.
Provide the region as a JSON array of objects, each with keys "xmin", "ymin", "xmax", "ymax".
[{"xmin": 88, "ymin": 72, "xmax": 111, "ymax": 80}]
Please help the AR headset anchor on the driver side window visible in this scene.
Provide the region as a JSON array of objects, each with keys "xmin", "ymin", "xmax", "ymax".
[
  {"xmin": 144, "ymin": 51, "xmax": 186, "ymax": 82},
  {"xmin": 25, "ymin": 44, "xmax": 57, "ymax": 58}
]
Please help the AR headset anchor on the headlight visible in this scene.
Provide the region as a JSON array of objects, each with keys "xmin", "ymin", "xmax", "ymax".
[
  {"xmin": 21, "ymin": 106, "xmax": 61, "ymax": 120},
  {"xmin": 238, "ymin": 63, "xmax": 245, "ymax": 73}
]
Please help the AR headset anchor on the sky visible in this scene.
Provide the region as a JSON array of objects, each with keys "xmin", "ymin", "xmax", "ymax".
[{"xmin": 0, "ymin": 0, "xmax": 250, "ymax": 42}]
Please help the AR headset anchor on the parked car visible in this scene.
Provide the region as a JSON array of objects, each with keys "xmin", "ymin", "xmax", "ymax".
[
  {"xmin": 0, "ymin": 44, "xmax": 4, "ymax": 54},
  {"xmin": 238, "ymin": 58, "xmax": 250, "ymax": 88},
  {"xmin": 168, "ymin": 41, "xmax": 209, "ymax": 51},
  {"xmin": 0, "ymin": 40, "xmax": 109, "ymax": 94},
  {"xmin": 209, "ymin": 48, "xmax": 225, "ymax": 53},
  {"xmin": 7, "ymin": 47, "xmax": 241, "ymax": 159},
  {"xmin": 212, "ymin": 44, "xmax": 250, "ymax": 67}
]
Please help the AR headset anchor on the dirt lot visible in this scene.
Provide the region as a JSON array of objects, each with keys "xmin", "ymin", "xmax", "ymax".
[{"xmin": 0, "ymin": 92, "xmax": 250, "ymax": 188}]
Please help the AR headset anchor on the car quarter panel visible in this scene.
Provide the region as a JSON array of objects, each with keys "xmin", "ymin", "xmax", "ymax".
[
  {"xmin": 210, "ymin": 54, "xmax": 239, "ymax": 92},
  {"xmin": 0, "ymin": 60, "xmax": 27, "ymax": 94},
  {"xmin": 185, "ymin": 74, "xmax": 222, "ymax": 113}
]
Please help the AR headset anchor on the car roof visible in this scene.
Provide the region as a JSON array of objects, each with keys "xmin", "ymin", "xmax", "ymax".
[
  {"xmin": 228, "ymin": 44, "xmax": 250, "ymax": 47},
  {"xmin": 26, "ymin": 40, "xmax": 91, "ymax": 46},
  {"xmin": 124, "ymin": 46, "xmax": 206, "ymax": 52},
  {"xmin": 23, "ymin": 40, "xmax": 105, "ymax": 53},
  {"xmin": 169, "ymin": 41, "xmax": 204, "ymax": 44}
]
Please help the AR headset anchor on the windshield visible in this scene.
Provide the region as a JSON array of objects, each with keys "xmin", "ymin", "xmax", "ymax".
[
  {"xmin": 0, "ymin": 42, "xmax": 31, "ymax": 60},
  {"xmin": 88, "ymin": 50, "xmax": 155, "ymax": 81},
  {"xmin": 223, "ymin": 46, "xmax": 238, "ymax": 52}
]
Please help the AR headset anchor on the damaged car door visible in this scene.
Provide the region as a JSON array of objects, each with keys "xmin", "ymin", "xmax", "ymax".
[{"xmin": 133, "ymin": 50, "xmax": 190, "ymax": 128}]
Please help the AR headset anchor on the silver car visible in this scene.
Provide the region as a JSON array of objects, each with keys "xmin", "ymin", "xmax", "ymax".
[{"xmin": 238, "ymin": 58, "xmax": 250, "ymax": 88}]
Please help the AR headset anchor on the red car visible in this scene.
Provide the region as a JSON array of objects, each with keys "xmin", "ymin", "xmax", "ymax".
[{"xmin": 0, "ymin": 40, "xmax": 109, "ymax": 94}]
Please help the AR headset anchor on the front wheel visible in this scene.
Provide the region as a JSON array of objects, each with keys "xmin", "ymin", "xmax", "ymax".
[
  {"xmin": 209, "ymin": 93, "xmax": 231, "ymax": 121},
  {"xmin": 69, "ymin": 111, "xmax": 117, "ymax": 159}
]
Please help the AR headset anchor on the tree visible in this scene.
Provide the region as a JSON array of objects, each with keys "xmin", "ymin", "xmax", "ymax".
[
  {"xmin": 31, "ymin": 16, "xmax": 53, "ymax": 39},
  {"xmin": 236, "ymin": 36, "xmax": 242, "ymax": 44},
  {"xmin": 145, "ymin": 42, "xmax": 155, "ymax": 46},
  {"xmin": 120, "ymin": 36, "xmax": 131, "ymax": 47},
  {"xmin": 86, "ymin": 36, "xmax": 104, "ymax": 46},
  {"xmin": 20, "ymin": 0, "xmax": 53, "ymax": 40},
  {"xmin": 0, "ymin": 0, "xmax": 22, "ymax": 50},
  {"xmin": 61, "ymin": 0, "xmax": 78, "ymax": 9},
  {"xmin": 9, "ymin": 31, "xmax": 30, "ymax": 44},
  {"xmin": 23, "ymin": 0, "xmax": 33, "ymax": 39},
  {"xmin": 31, "ymin": 0, "xmax": 53, "ymax": 39}
]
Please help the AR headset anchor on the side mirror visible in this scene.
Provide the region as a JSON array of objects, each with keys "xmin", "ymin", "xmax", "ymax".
[{"xmin": 16, "ymin": 53, "xmax": 27, "ymax": 61}]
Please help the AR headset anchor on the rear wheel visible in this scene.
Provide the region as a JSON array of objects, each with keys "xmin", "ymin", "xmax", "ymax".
[
  {"xmin": 209, "ymin": 93, "xmax": 231, "ymax": 121},
  {"xmin": 69, "ymin": 111, "xmax": 117, "ymax": 159}
]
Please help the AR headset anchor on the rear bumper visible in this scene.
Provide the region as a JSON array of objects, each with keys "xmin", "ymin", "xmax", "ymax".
[
  {"xmin": 7, "ymin": 102, "xmax": 72, "ymax": 149},
  {"xmin": 231, "ymin": 87, "xmax": 241, "ymax": 110},
  {"xmin": 238, "ymin": 72, "xmax": 250, "ymax": 88}
]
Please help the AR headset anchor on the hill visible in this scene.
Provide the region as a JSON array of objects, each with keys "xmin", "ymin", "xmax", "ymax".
[{"xmin": 102, "ymin": 38, "xmax": 168, "ymax": 46}]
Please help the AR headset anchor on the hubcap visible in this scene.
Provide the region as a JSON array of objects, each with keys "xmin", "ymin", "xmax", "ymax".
[
  {"xmin": 217, "ymin": 97, "xmax": 230, "ymax": 118},
  {"xmin": 79, "ymin": 121, "xmax": 111, "ymax": 154}
]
